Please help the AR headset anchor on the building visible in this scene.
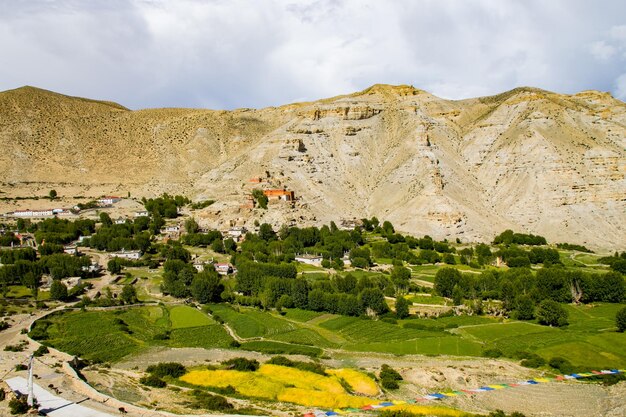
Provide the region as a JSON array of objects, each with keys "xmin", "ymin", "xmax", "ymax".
[
  {"xmin": 214, "ymin": 263, "xmax": 234, "ymax": 275},
  {"xmin": 263, "ymin": 189, "xmax": 295, "ymax": 201},
  {"xmin": 98, "ymin": 196, "xmax": 122, "ymax": 206},
  {"xmin": 12, "ymin": 209, "xmax": 54, "ymax": 217},
  {"xmin": 114, "ymin": 217, "xmax": 127, "ymax": 225},
  {"xmin": 295, "ymin": 254, "xmax": 323, "ymax": 266},
  {"xmin": 227, "ymin": 227, "xmax": 247, "ymax": 240},
  {"xmin": 134, "ymin": 210, "xmax": 149, "ymax": 217},
  {"xmin": 193, "ymin": 262, "xmax": 206, "ymax": 272},
  {"xmin": 110, "ymin": 249, "xmax": 142, "ymax": 260},
  {"xmin": 164, "ymin": 225, "xmax": 181, "ymax": 233},
  {"xmin": 81, "ymin": 262, "xmax": 102, "ymax": 274},
  {"xmin": 63, "ymin": 246, "xmax": 78, "ymax": 256}
]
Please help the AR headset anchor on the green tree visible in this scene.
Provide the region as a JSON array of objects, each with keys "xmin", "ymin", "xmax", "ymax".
[
  {"xmin": 434, "ymin": 267, "xmax": 461, "ymax": 298},
  {"xmin": 99, "ymin": 212, "xmax": 112, "ymax": 227},
  {"xmin": 191, "ymin": 272, "xmax": 224, "ymax": 303},
  {"xmin": 185, "ymin": 217, "xmax": 200, "ymax": 234},
  {"xmin": 359, "ymin": 288, "xmax": 389, "ymax": 315},
  {"xmin": 49, "ymin": 189, "xmax": 57, "ymax": 199},
  {"xmin": 616, "ymin": 306, "xmax": 626, "ymax": 332},
  {"xmin": 390, "ymin": 265, "xmax": 411, "ymax": 293},
  {"xmin": 50, "ymin": 280, "xmax": 68, "ymax": 301},
  {"xmin": 395, "ymin": 296, "xmax": 409, "ymax": 319},
  {"xmin": 259, "ymin": 223, "xmax": 276, "ymax": 241},
  {"xmin": 536, "ymin": 299, "xmax": 569, "ymax": 327},
  {"xmin": 452, "ymin": 285, "xmax": 463, "ymax": 306},
  {"xmin": 107, "ymin": 258, "xmax": 122, "ymax": 274},
  {"xmin": 515, "ymin": 295, "xmax": 535, "ymax": 320},
  {"xmin": 120, "ymin": 284, "xmax": 138, "ymax": 304}
]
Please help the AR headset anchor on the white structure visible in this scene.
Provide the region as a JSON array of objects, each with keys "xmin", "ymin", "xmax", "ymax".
[
  {"xmin": 114, "ymin": 217, "xmax": 126, "ymax": 225},
  {"xmin": 63, "ymin": 246, "xmax": 78, "ymax": 255},
  {"xmin": 164, "ymin": 225, "xmax": 181, "ymax": 233},
  {"xmin": 193, "ymin": 262, "xmax": 206, "ymax": 272},
  {"xmin": 295, "ymin": 254, "xmax": 323, "ymax": 266},
  {"xmin": 12, "ymin": 209, "xmax": 54, "ymax": 217},
  {"xmin": 98, "ymin": 196, "xmax": 122, "ymax": 206},
  {"xmin": 214, "ymin": 263, "xmax": 233, "ymax": 275},
  {"xmin": 227, "ymin": 227, "xmax": 247, "ymax": 241},
  {"xmin": 110, "ymin": 249, "xmax": 142, "ymax": 260},
  {"xmin": 134, "ymin": 210, "xmax": 149, "ymax": 217}
]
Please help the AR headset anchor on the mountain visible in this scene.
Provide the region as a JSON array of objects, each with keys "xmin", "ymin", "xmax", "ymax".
[{"xmin": 0, "ymin": 85, "xmax": 624, "ymax": 249}]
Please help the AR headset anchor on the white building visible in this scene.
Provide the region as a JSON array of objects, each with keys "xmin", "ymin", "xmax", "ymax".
[
  {"xmin": 227, "ymin": 227, "xmax": 247, "ymax": 240},
  {"xmin": 295, "ymin": 254, "xmax": 323, "ymax": 266},
  {"xmin": 134, "ymin": 211, "xmax": 149, "ymax": 217},
  {"xmin": 98, "ymin": 196, "xmax": 122, "ymax": 206},
  {"xmin": 114, "ymin": 217, "xmax": 127, "ymax": 225},
  {"xmin": 12, "ymin": 209, "xmax": 54, "ymax": 217},
  {"xmin": 110, "ymin": 249, "xmax": 142, "ymax": 260},
  {"xmin": 214, "ymin": 263, "xmax": 233, "ymax": 275},
  {"xmin": 63, "ymin": 246, "xmax": 78, "ymax": 255}
]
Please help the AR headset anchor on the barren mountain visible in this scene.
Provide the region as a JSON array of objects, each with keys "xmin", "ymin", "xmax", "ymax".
[{"xmin": 0, "ymin": 85, "xmax": 624, "ymax": 249}]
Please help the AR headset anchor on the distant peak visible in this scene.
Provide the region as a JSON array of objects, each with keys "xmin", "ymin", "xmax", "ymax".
[{"xmin": 359, "ymin": 84, "xmax": 427, "ymax": 97}]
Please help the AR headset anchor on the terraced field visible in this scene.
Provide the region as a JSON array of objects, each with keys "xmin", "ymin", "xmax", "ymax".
[{"xmin": 31, "ymin": 302, "xmax": 626, "ymax": 369}]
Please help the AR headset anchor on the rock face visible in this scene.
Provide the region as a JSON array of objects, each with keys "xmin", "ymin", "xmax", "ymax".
[{"xmin": 0, "ymin": 84, "xmax": 624, "ymax": 249}]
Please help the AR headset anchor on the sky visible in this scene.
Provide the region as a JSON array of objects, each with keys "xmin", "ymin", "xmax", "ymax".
[{"xmin": 1, "ymin": 0, "xmax": 626, "ymax": 110}]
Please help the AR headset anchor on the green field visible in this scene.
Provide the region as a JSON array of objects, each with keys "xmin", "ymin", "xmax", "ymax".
[
  {"xmin": 32, "ymin": 301, "xmax": 626, "ymax": 369},
  {"xmin": 30, "ymin": 305, "xmax": 233, "ymax": 363},
  {"xmin": 169, "ymin": 305, "xmax": 215, "ymax": 328}
]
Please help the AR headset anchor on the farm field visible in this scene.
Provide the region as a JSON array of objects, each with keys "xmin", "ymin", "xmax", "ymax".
[
  {"xmin": 179, "ymin": 364, "xmax": 464, "ymax": 416},
  {"xmin": 32, "ymin": 302, "xmax": 626, "ymax": 369}
]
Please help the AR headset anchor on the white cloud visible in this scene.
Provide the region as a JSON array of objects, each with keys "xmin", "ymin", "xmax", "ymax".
[
  {"xmin": 590, "ymin": 41, "xmax": 616, "ymax": 61},
  {"xmin": 0, "ymin": 0, "xmax": 625, "ymax": 108},
  {"xmin": 616, "ymin": 73, "xmax": 626, "ymax": 100}
]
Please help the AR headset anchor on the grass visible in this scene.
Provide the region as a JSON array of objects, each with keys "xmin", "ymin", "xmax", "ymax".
[
  {"xmin": 408, "ymin": 294, "xmax": 448, "ymax": 305},
  {"xmin": 169, "ymin": 305, "xmax": 215, "ymax": 328},
  {"xmin": 31, "ymin": 306, "xmax": 232, "ymax": 362},
  {"xmin": 282, "ymin": 308, "xmax": 326, "ymax": 322},
  {"xmin": 209, "ymin": 304, "xmax": 295, "ymax": 338}
]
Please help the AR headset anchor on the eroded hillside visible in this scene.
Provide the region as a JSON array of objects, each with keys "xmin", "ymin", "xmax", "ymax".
[{"xmin": 0, "ymin": 85, "xmax": 624, "ymax": 249}]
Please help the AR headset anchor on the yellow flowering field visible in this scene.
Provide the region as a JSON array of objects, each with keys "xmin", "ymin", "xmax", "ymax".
[
  {"xmin": 181, "ymin": 364, "xmax": 376, "ymax": 409},
  {"xmin": 326, "ymin": 368, "xmax": 379, "ymax": 396},
  {"xmin": 180, "ymin": 364, "xmax": 463, "ymax": 415}
]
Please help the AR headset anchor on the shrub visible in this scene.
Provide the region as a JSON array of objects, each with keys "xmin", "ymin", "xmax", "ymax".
[
  {"xmin": 266, "ymin": 356, "xmax": 326, "ymax": 375},
  {"xmin": 9, "ymin": 396, "xmax": 30, "ymax": 414},
  {"xmin": 536, "ymin": 299, "xmax": 568, "ymax": 327},
  {"xmin": 381, "ymin": 378, "xmax": 399, "ymax": 390},
  {"xmin": 483, "ymin": 348, "xmax": 503, "ymax": 358},
  {"xmin": 548, "ymin": 357, "xmax": 574, "ymax": 374},
  {"xmin": 229, "ymin": 340, "xmax": 241, "ymax": 348},
  {"xmin": 15, "ymin": 364, "xmax": 27, "ymax": 371},
  {"xmin": 521, "ymin": 357, "xmax": 545, "ymax": 368},
  {"xmin": 33, "ymin": 345, "xmax": 49, "ymax": 357},
  {"xmin": 0, "ymin": 321, "xmax": 9, "ymax": 331},
  {"xmin": 222, "ymin": 357, "xmax": 259, "ymax": 372},
  {"xmin": 140, "ymin": 374, "xmax": 166, "ymax": 388},
  {"xmin": 380, "ymin": 364, "xmax": 402, "ymax": 381},
  {"xmin": 616, "ymin": 306, "xmax": 626, "ymax": 332},
  {"xmin": 188, "ymin": 389, "xmax": 233, "ymax": 411},
  {"xmin": 145, "ymin": 362, "xmax": 186, "ymax": 378}
]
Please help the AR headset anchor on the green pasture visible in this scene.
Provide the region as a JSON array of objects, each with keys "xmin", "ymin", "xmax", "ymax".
[
  {"xmin": 408, "ymin": 294, "xmax": 448, "ymax": 305},
  {"xmin": 209, "ymin": 304, "xmax": 296, "ymax": 338},
  {"xmin": 30, "ymin": 297, "xmax": 626, "ymax": 370},
  {"xmin": 169, "ymin": 305, "xmax": 215, "ymax": 328}
]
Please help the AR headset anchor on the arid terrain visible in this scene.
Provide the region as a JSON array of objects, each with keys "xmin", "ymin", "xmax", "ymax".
[{"xmin": 1, "ymin": 85, "xmax": 624, "ymax": 249}]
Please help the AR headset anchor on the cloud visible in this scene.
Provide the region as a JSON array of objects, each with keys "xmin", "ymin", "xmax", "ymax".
[
  {"xmin": 590, "ymin": 41, "xmax": 616, "ymax": 61},
  {"xmin": 0, "ymin": 0, "xmax": 626, "ymax": 109}
]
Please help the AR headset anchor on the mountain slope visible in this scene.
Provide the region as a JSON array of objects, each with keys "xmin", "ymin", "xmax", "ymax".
[{"xmin": 0, "ymin": 85, "xmax": 624, "ymax": 249}]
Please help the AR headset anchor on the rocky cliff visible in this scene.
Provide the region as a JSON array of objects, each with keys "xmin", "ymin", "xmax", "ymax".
[{"xmin": 0, "ymin": 85, "xmax": 624, "ymax": 249}]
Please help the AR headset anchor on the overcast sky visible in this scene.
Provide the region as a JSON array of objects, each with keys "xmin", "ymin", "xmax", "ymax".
[{"xmin": 1, "ymin": 0, "xmax": 625, "ymax": 109}]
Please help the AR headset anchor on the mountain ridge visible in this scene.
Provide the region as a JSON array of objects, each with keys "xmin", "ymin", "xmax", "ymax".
[{"xmin": 0, "ymin": 84, "xmax": 624, "ymax": 249}]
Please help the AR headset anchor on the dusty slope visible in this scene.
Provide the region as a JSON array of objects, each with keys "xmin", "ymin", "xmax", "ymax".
[{"xmin": 0, "ymin": 85, "xmax": 624, "ymax": 249}]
